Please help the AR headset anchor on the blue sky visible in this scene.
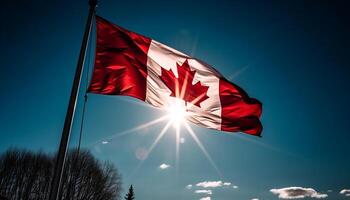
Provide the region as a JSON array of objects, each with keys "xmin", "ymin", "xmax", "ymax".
[{"xmin": 0, "ymin": 0, "xmax": 349, "ymax": 199}]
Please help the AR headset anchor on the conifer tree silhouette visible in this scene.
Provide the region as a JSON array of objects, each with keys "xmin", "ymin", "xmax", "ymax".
[{"xmin": 124, "ymin": 185, "xmax": 135, "ymax": 200}]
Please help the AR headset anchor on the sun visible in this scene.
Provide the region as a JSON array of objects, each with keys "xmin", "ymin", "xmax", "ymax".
[
  {"xmin": 94, "ymin": 98, "xmax": 221, "ymax": 177},
  {"xmin": 166, "ymin": 98, "xmax": 187, "ymax": 128}
]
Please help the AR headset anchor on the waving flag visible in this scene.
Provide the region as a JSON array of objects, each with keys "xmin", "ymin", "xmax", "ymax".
[{"xmin": 88, "ymin": 16, "xmax": 262, "ymax": 136}]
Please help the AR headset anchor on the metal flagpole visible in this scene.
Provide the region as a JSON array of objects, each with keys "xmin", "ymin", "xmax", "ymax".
[{"xmin": 49, "ymin": 0, "xmax": 97, "ymax": 199}]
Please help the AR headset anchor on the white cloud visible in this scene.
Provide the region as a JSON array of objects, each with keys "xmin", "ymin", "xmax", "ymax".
[
  {"xmin": 195, "ymin": 190, "xmax": 212, "ymax": 195},
  {"xmin": 196, "ymin": 181, "xmax": 223, "ymax": 188},
  {"xmin": 223, "ymin": 182, "xmax": 231, "ymax": 186},
  {"xmin": 200, "ymin": 197, "xmax": 211, "ymax": 200},
  {"xmin": 193, "ymin": 180, "xmax": 238, "ymax": 190},
  {"xmin": 340, "ymin": 189, "xmax": 350, "ymax": 196},
  {"xmin": 270, "ymin": 187, "xmax": 328, "ymax": 199},
  {"xmin": 251, "ymin": 198, "xmax": 259, "ymax": 200},
  {"xmin": 180, "ymin": 137, "xmax": 185, "ymax": 143},
  {"xmin": 102, "ymin": 141, "xmax": 108, "ymax": 144},
  {"xmin": 340, "ymin": 189, "xmax": 350, "ymax": 194},
  {"xmin": 159, "ymin": 163, "xmax": 171, "ymax": 170},
  {"xmin": 186, "ymin": 184, "xmax": 193, "ymax": 189}
]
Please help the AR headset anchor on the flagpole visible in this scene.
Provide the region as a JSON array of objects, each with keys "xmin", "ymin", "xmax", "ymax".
[{"xmin": 49, "ymin": 1, "xmax": 97, "ymax": 200}]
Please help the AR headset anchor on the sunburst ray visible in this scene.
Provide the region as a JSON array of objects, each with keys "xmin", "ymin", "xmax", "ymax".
[
  {"xmin": 176, "ymin": 124, "xmax": 180, "ymax": 175},
  {"xmin": 128, "ymin": 120, "xmax": 173, "ymax": 178},
  {"xmin": 184, "ymin": 121, "xmax": 222, "ymax": 177},
  {"xmin": 89, "ymin": 115, "xmax": 169, "ymax": 147},
  {"xmin": 147, "ymin": 120, "xmax": 172, "ymax": 154}
]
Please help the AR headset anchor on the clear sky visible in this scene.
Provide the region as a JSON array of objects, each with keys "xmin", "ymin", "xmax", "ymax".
[{"xmin": 0, "ymin": 0, "xmax": 349, "ymax": 199}]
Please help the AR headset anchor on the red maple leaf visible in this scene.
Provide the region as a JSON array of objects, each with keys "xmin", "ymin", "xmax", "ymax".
[{"xmin": 160, "ymin": 59, "xmax": 209, "ymax": 107}]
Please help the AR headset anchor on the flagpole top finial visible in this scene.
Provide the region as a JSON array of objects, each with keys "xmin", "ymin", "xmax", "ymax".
[{"xmin": 89, "ymin": 0, "xmax": 97, "ymax": 7}]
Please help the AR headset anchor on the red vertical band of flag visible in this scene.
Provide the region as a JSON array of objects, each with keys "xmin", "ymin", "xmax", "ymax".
[
  {"xmin": 88, "ymin": 16, "xmax": 151, "ymax": 101},
  {"xmin": 219, "ymin": 78, "xmax": 262, "ymax": 135}
]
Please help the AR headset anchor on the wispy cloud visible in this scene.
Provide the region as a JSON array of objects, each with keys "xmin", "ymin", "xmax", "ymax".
[
  {"xmin": 196, "ymin": 181, "xmax": 223, "ymax": 188},
  {"xmin": 195, "ymin": 190, "xmax": 212, "ymax": 195},
  {"xmin": 340, "ymin": 189, "xmax": 350, "ymax": 196},
  {"xmin": 159, "ymin": 163, "xmax": 171, "ymax": 170},
  {"xmin": 270, "ymin": 187, "xmax": 327, "ymax": 199},
  {"xmin": 186, "ymin": 184, "xmax": 193, "ymax": 189},
  {"xmin": 102, "ymin": 141, "xmax": 108, "ymax": 144},
  {"xmin": 190, "ymin": 180, "xmax": 238, "ymax": 190},
  {"xmin": 187, "ymin": 180, "xmax": 238, "ymax": 199}
]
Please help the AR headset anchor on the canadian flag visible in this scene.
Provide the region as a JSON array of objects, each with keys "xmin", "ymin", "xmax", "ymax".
[{"xmin": 88, "ymin": 16, "xmax": 262, "ymax": 136}]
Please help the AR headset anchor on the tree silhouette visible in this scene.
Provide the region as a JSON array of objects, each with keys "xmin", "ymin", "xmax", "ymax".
[
  {"xmin": 124, "ymin": 185, "xmax": 135, "ymax": 200},
  {"xmin": 0, "ymin": 148, "xmax": 122, "ymax": 200}
]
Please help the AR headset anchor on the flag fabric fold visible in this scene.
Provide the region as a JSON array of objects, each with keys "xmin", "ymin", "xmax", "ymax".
[{"xmin": 88, "ymin": 16, "xmax": 262, "ymax": 136}]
